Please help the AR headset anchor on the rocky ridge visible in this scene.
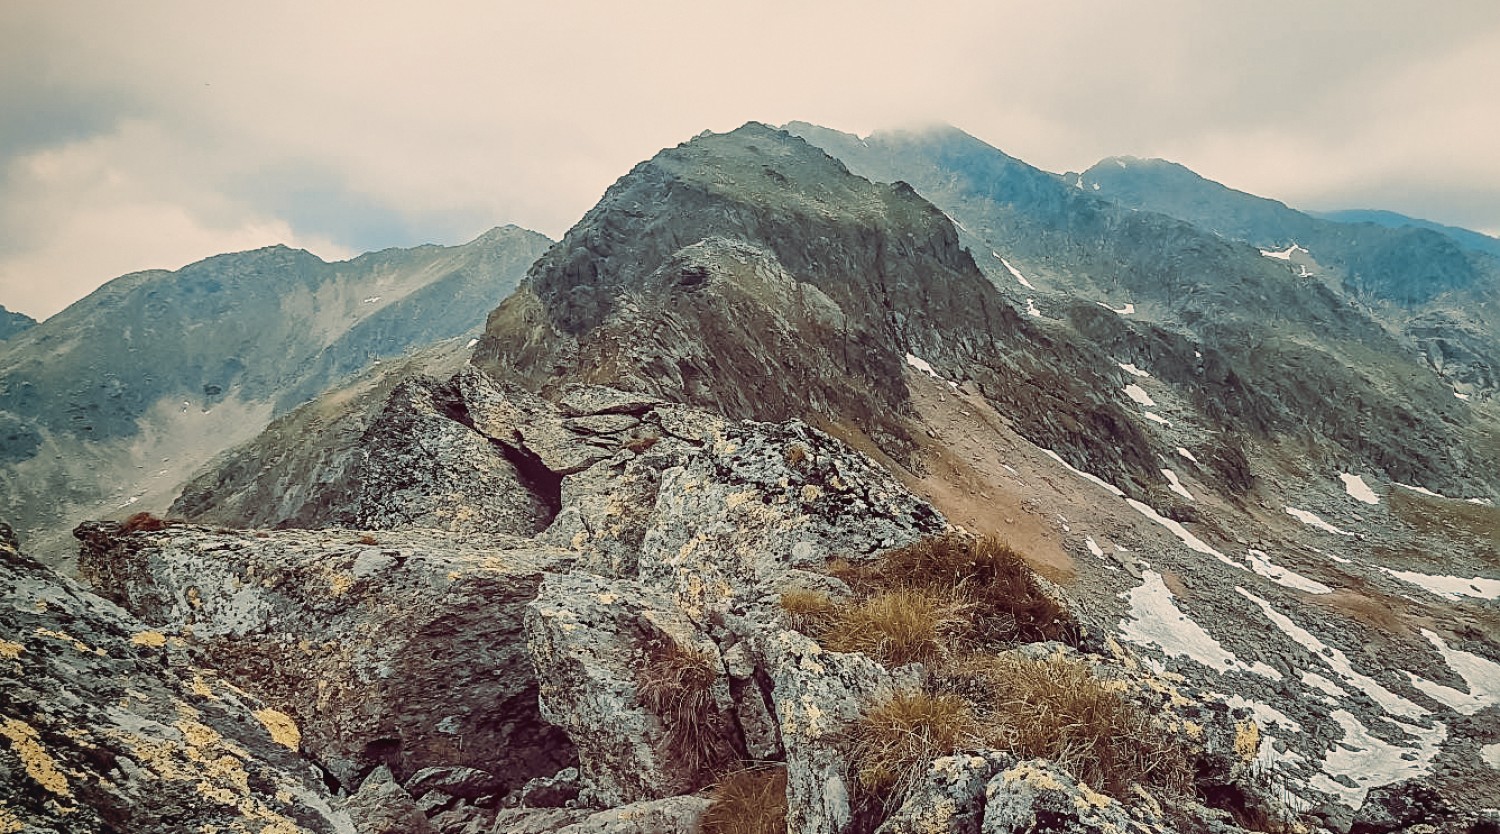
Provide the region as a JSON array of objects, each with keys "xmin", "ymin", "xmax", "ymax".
[{"xmin": 52, "ymin": 369, "xmax": 1306, "ymax": 834}]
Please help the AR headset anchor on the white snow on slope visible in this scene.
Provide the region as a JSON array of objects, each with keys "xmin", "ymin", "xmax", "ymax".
[
  {"xmin": 465, "ymin": 338, "xmax": 479, "ymax": 348},
  {"xmin": 1025, "ymin": 298, "xmax": 1043, "ymax": 318},
  {"xmin": 1340, "ymin": 473, "xmax": 1379, "ymax": 505},
  {"xmin": 1162, "ymin": 469, "xmax": 1194, "ymax": 501},
  {"xmin": 1118, "ymin": 362, "xmax": 1150, "ymax": 378},
  {"xmin": 1381, "ymin": 569, "xmax": 1500, "ymax": 601},
  {"xmin": 994, "ymin": 254, "xmax": 1037, "ymax": 289},
  {"xmin": 1177, "ymin": 447, "xmax": 1200, "ymax": 465},
  {"xmin": 1310, "ymin": 710, "xmax": 1445, "ymax": 808},
  {"xmin": 1126, "ymin": 498, "xmax": 1244, "ymax": 570},
  {"xmin": 1236, "ymin": 588, "xmax": 1426, "ymax": 718},
  {"xmin": 1420, "ymin": 630, "xmax": 1500, "ymax": 714},
  {"xmin": 1391, "ymin": 481, "xmax": 1493, "ymax": 506},
  {"xmin": 1040, "ymin": 448, "xmax": 1125, "ymax": 497},
  {"xmin": 1302, "ymin": 671, "xmax": 1349, "ymax": 699},
  {"xmin": 1123, "ymin": 384, "xmax": 1155, "ymax": 406},
  {"xmin": 1286, "ymin": 507, "xmax": 1353, "ymax": 536},
  {"xmin": 1260, "ymin": 244, "xmax": 1308, "ymax": 261},
  {"xmin": 1224, "ymin": 694, "xmax": 1301, "ymax": 732},
  {"xmin": 1096, "ymin": 301, "xmax": 1135, "ymax": 315},
  {"xmin": 362, "ymin": 296, "xmax": 382, "ymax": 303},
  {"xmin": 1143, "ymin": 412, "xmax": 1172, "ymax": 426},
  {"xmin": 1455, "ymin": 389, "xmax": 1471, "ymax": 401},
  {"xmin": 1246, "ymin": 549, "xmax": 1332, "ymax": 594},
  {"xmin": 1120, "ymin": 571, "xmax": 1275, "ymax": 678},
  {"xmin": 1084, "ymin": 537, "xmax": 1104, "ymax": 558},
  {"xmin": 1484, "ymin": 744, "xmax": 1500, "ymax": 771},
  {"xmin": 904, "ymin": 353, "xmax": 942, "ymax": 380}
]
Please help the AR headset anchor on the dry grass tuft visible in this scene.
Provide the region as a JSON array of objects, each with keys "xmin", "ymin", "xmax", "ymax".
[
  {"xmin": 848, "ymin": 691, "xmax": 979, "ymax": 801},
  {"xmin": 636, "ymin": 640, "xmax": 734, "ymax": 779},
  {"xmin": 700, "ymin": 766, "xmax": 788, "ymax": 834},
  {"xmin": 780, "ymin": 588, "xmax": 839, "ymax": 634},
  {"xmin": 821, "ymin": 588, "xmax": 968, "ymax": 667},
  {"xmin": 936, "ymin": 652, "xmax": 1193, "ymax": 798},
  {"xmin": 784, "ymin": 443, "xmax": 810, "ymax": 469},
  {"xmin": 354, "ymin": 533, "xmax": 380, "ymax": 546},
  {"xmin": 121, "ymin": 512, "xmax": 169, "ymax": 533}
]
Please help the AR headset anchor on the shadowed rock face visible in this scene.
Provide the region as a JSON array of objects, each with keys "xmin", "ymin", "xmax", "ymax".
[
  {"xmin": 0, "ymin": 522, "xmax": 353, "ymax": 834},
  {"xmin": 75, "ymin": 523, "xmax": 579, "ymax": 793}
]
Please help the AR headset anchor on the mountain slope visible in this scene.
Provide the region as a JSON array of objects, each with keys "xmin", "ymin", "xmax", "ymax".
[
  {"xmin": 475, "ymin": 122, "xmax": 1171, "ymax": 494},
  {"xmin": 784, "ymin": 122, "xmax": 1496, "ymax": 497},
  {"xmin": 1311, "ymin": 209, "xmax": 1500, "ymax": 260},
  {"xmin": 0, "ymin": 225, "xmax": 550, "ymax": 563},
  {"xmin": 0, "ymin": 304, "xmax": 35, "ymax": 341},
  {"xmin": 1073, "ymin": 156, "xmax": 1500, "ymax": 399}
]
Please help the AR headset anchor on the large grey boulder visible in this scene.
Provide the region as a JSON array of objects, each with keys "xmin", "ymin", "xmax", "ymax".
[
  {"xmin": 0, "ymin": 522, "xmax": 353, "ymax": 833},
  {"xmin": 876, "ymin": 752, "xmax": 1016, "ymax": 834},
  {"xmin": 76, "ymin": 523, "xmax": 577, "ymax": 792},
  {"xmin": 981, "ymin": 759, "xmax": 1140, "ymax": 834},
  {"xmin": 525, "ymin": 572, "xmax": 739, "ymax": 806}
]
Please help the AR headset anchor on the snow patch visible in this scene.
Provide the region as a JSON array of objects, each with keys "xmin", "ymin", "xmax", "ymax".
[
  {"xmin": 1025, "ymin": 298, "xmax": 1043, "ymax": 318},
  {"xmin": 1390, "ymin": 481, "xmax": 1491, "ymax": 506},
  {"xmin": 1162, "ymin": 469, "xmax": 1194, "ymax": 501},
  {"xmin": 1143, "ymin": 412, "xmax": 1172, "ymax": 426},
  {"xmin": 1302, "ymin": 671, "xmax": 1349, "ymax": 699},
  {"xmin": 1237, "ymin": 588, "xmax": 1426, "ymax": 718},
  {"xmin": 1422, "ymin": 630, "xmax": 1500, "ymax": 712},
  {"xmin": 1123, "ymin": 384, "xmax": 1155, "ymax": 406},
  {"xmin": 465, "ymin": 338, "xmax": 479, "ymax": 348},
  {"xmin": 1118, "ymin": 362, "xmax": 1150, "ymax": 378},
  {"xmin": 1285, "ymin": 507, "xmax": 1353, "ymax": 536},
  {"xmin": 1176, "ymin": 447, "xmax": 1200, "ymax": 465},
  {"xmin": 1340, "ymin": 473, "xmax": 1379, "ymax": 505},
  {"xmin": 1381, "ymin": 569, "xmax": 1500, "ymax": 601},
  {"xmin": 995, "ymin": 255, "xmax": 1037, "ymax": 289},
  {"xmin": 1040, "ymin": 449, "xmax": 1124, "ymax": 497},
  {"xmin": 1120, "ymin": 571, "xmax": 1270, "ymax": 677},
  {"xmin": 1224, "ymin": 694, "xmax": 1302, "ymax": 732},
  {"xmin": 1259, "ymin": 244, "xmax": 1308, "ymax": 261},
  {"xmin": 904, "ymin": 353, "xmax": 945, "ymax": 381},
  {"xmin": 1085, "ymin": 537, "xmax": 1104, "ymax": 558},
  {"xmin": 1483, "ymin": 743, "xmax": 1500, "ymax": 771},
  {"xmin": 362, "ymin": 296, "xmax": 382, "ymax": 304},
  {"xmin": 1454, "ymin": 389, "xmax": 1470, "ymax": 401},
  {"xmin": 1245, "ymin": 549, "xmax": 1332, "ymax": 595},
  {"xmin": 1126, "ymin": 498, "xmax": 1243, "ymax": 570},
  {"xmin": 1096, "ymin": 301, "xmax": 1135, "ymax": 315},
  {"xmin": 1311, "ymin": 710, "xmax": 1445, "ymax": 808}
]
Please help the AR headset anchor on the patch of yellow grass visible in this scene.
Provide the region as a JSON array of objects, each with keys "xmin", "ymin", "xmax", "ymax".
[{"xmin": 700, "ymin": 766, "xmax": 788, "ymax": 834}]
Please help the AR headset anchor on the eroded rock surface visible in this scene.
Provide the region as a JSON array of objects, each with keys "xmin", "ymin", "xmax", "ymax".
[{"xmin": 0, "ymin": 522, "xmax": 353, "ymax": 833}]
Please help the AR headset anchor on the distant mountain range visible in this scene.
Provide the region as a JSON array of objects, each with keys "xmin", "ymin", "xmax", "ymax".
[{"xmin": 0, "ymin": 225, "xmax": 549, "ymax": 562}]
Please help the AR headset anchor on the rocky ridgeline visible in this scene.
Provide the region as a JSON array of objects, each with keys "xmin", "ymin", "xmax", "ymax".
[{"xmin": 6, "ymin": 364, "xmax": 1454, "ymax": 833}]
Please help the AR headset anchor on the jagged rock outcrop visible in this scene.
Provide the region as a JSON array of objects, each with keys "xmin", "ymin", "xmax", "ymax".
[
  {"xmin": 0, "ymin": 522, "xmax": 353, "ymax": 833},
  {"xmin": 76, "ymin": 523, "xmax": 579, "ymax": 793},
  {"xmin": 476, "ymin": 123, "xmax": 1166, "ymax": 497}
]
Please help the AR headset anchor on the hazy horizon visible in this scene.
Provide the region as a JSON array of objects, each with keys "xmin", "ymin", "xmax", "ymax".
[{"xmin": 5, "ymin": 2, "xmax": 1499, "ymax": 320}]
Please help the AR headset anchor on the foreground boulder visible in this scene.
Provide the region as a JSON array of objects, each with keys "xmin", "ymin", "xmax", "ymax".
[
  {"xmin": 0, "ymin": 522, "xmax": 353, "ymax": 833},
  {"xmin": 76, "ymin": 524, "xmax": 578, "ymax": 793}
]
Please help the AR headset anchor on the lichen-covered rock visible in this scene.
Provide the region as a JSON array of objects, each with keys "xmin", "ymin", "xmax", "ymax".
[
  {"xmin": 1352, "ymin": 779, "xmax": 1456, "ymax": 834},
  {"xmin": 525, "ymin": 572, "xmax": 738, "ymax": 805},
  {"xmin": 76, "ymin": 523, "xmax": 577, "ymax": 791},
  {"xmin": 0, "ymin": 523, "xmax": 353, "ymax": 833},
  {"xmin": 753, "ymin": 626, "xmax": 901, "ymax": 834},
  {"xmin": 877, "ymin": 751, "xmax": 1016, "ymax": 834},
  {"xmin": 637, "ymin": 418, "xmax": 947, "ymax": 618},
  {"xmin": 981, "ymin": 759, "xmax": 1138, "ymax": 834}
]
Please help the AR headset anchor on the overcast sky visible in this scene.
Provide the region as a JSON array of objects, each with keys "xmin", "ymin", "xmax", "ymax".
[{"xmin": 4, "ymin": 2, "xmax": 1499, "ymax": 319}]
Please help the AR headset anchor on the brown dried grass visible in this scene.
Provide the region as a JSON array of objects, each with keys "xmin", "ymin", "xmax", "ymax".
[{"xmin": 700, "ymin": 766, "xmax": 788, "ymax": 834}]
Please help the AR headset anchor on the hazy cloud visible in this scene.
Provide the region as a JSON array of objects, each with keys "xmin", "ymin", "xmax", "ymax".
[{"xmin": 3, "ymin": 1, "xmax": 1498, "ymax": 318}]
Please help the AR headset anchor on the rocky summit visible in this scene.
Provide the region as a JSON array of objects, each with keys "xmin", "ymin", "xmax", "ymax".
[{"xmin": 4, "ymin": 122, "xmax": 1499, "ymax": 834}]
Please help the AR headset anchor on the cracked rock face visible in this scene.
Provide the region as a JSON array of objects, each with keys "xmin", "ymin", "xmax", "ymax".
[
  {"xmin": 75, "ymin": 524, "xmax": 579, "ymax": 793},
  {"xmin": 0, "ymin": 523, "xmax": 353, "ymax": 834}
]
